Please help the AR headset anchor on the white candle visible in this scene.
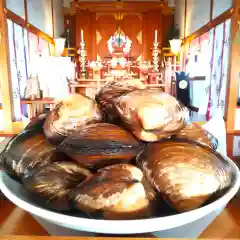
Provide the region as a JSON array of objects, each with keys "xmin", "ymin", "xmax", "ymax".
[
  {"xmin": 154, "ymin": 30, "xmax": 158, "ymax": 43},
  {"xmin": 81, "ymin": 29, "xmax": 84, "ymax": 43}
]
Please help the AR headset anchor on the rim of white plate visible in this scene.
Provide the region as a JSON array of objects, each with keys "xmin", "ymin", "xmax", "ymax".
[{"xmin": 0, "ymin": 155, "xmax": 240, "ymax": 234}]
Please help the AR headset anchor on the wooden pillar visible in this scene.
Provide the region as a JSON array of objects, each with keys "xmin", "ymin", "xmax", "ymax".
[
  {"xmin": 225, "ymin": 0, "xmax": 240, "ymax": 132},
  {"xmin": 162, "ymin": 13, "xmax": 173, "ymax": 47},
  {"xmin": 91, "ymin": 12, "xmax": 96, "ymax": 61},
  {"xmin": 184, "ymin": 0, "xmax": 187, "ymax": 39},
  {"xmin": 142, "ymin": 12, "xmax": 148, "ymax": 61},
  {"xmin": 76, "ymin": 8, "xmax": 92, "ymax": 56},
  {"xmin": 0, "ymin": 0, "xmax": 14, "ymax": 133},
  {"xmin": 51, "ymin": 0, "xmax": 55, "ymax": 38},
  {"xmin": 142, "ymin": 10, "xmax": 166, "ymax": 61}
]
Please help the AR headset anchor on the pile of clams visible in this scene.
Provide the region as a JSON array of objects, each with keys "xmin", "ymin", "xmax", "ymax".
[{"xmin": 0, "ymin": 80, "xmax": 233, "ymax": 220}]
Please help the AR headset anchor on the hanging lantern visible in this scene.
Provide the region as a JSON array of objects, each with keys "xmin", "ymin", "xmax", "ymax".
[
  {"xmin": 54, "ymin": 38, "xmax": 66, "ymax": 57},
  {"xmin": 169, "ymin": 39, "xmax": 182, "ymax": 55}
]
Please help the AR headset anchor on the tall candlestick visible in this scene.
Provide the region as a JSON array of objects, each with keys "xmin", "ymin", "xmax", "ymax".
[
  {"xmin": 81, "ymin": 29, "xmax": 84, "ymax": 43},
  {"xmin": 154, "ymin": 30, "xmax": 158, "ymax": 43}
]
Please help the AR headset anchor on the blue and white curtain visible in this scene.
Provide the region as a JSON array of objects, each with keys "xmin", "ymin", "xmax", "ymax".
[
  {"xmin": 205, "ymin": 19, "xmax": 231, "ymax": 119},
  {"xmin": 7, "ymin": 20, "xmax": 28, "ymax": 121},
  {"xmin": 182, "ymin": 19, "xmax": 231, "ymax": 121},
  {"xmin": 7, "ymin": 19, "xmax": 53, "ymax": 120}
]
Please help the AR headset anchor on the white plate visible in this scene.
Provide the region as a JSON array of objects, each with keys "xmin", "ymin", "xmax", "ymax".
[{"xmin": 0, "ymin": 155, "xmax": 240, "ymax": 234}]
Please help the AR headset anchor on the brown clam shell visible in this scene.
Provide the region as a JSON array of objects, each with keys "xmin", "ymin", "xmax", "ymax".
[
  {"xmin": 43, "ymin": 94, "xmax": 103, "ymax": 145},
  {"xmin": 173, "ymin": 123, "xmax": 218, "ymax": 149},
  {"xmin": 113, "ymin": 89, "xmax": 186, "ymax": 142},
  {"xmin": 97, "ymin": 164, "xmax": 144, "ymax": 181},
  {"xmin": 59, "ymin": 123, "xmax": 144, "ymax": 169},
  {"xmin": 24, "ymin": 113, "xmax": 47, "ymax": 131},
  {"xmin": 95, "ymin": 80, "xmax": 144, "ymax": 123},
  {"xmin": 137, "ymin": 139, "xmax": 232, "ymax": 212},
  {"xmin": 1, "ymin": 128, "xmax": 58, "ymax": 181},
  {"xmin": 22, "ymin": 161, "xmax": 92, "ymax": 211},
  {"xmin": 72, "ymin": 164, "xmax": 156, "ymax": 219}
]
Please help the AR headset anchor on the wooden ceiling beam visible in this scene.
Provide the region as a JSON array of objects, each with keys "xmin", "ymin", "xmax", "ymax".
[{"xmin": 70, "ymin": 1, "xmax": 174, "ymax": 14}]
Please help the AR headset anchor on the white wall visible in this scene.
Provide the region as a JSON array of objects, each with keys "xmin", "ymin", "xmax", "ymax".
[
  {"xmin": 27, "ymin": 0, "xmax": 53, "ymax": 36},
  {"xmin": 176, "ymin": 0, "xmax": 232, "ymax": 38},
  {"xmin": 213, "ymin": 0, "xmax": 232, "ymax": 19},
  {"xmin": 53, "ymin": 0, "xmax": 65, "ymax": 38},
  {"xmin": 6, "ymin": 0, "xmax": 25, "ymax": 19},
  {"xmin": 186, "ymin": 0, "xmax": 210, "ymax": 36},
  {"xmin": 174, "ymin": 0, "xmax": 185, "ymax": 38},
  {"xmin": 0, "ymin": 110, "xmax": 4, "ymax": 131},
  {"xmin": 6, "ymin": 0, "xmax": 64, "ymax": 38},
  {"xmin": 190, "ymin": 80, "xmax": 206, "ymax": 109}
]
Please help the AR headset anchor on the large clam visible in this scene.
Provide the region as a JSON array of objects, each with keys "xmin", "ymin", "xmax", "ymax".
[
  {"xmin": 172, "ymin": 123, "xmax": 218, "ymax": 149},
  {"xmin": 113, "ymin": 89, "xmax": 187, "ymax": 142},
  {"xmin": 1, "ymin": 128, "xmax": 58, "ymax": 181},
  {"xmin": 95, "ymin": 80, "xmax": 145, "ymax": 123},
  {"xmin": 59, "ymin": 123, "xmax": 144, "ymax": 169},
  {"xmin": 72, "ymin": 164, "xmax": 156, "ymax": 219},
  {"xmin": 43, "ymin": 94, "xmax": 103, "ymax": 145},
  {"xmin": 137, "ymin": 139, "xmax": 232, "ymax": 212},
  {"xmin": 22, "ymin": 161, "xmax": 92, "ymax": 211}
]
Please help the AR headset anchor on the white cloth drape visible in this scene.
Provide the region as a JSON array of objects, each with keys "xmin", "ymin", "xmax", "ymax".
[
  {"xmin": 37, "ymin": 56, "xmax": 71, "ymax": 100},
  {"xmin": 205, "ymin": 19, "xmax": 231, "ymax": 119},
  {"xmin": 7, "ymin": 20, "xmax": 22, "ymax": 121},
  {"xmin": 7, "ymin": 20, "xmax": 31, "ymax": 120},
  {"xmin": 14, "ymin": 24, "xmax": 28, "ymax": 99},
  {"xmin": 183, "ymin": 19, "xmax": 231, "ymax": 120},
  {"xmin": 219, "ymin": 19, "xmax": 231, "ymax": 115}
]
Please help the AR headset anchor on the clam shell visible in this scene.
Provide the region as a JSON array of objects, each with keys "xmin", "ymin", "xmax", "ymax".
[
  {"xmin": 24, "ymin": 113, "xmax": 47, "ymax": 131},
  {"xmin": 22, "ymin": 161, "xmax": 92, "ymax": 211},
  {"xmin": 95, "ymin": 80, "xmax": 142, "ymax": 123},
  {"xmin": 72, "ymin": 164, "xmax": 155, "ymax": 219},
  {"xmin": 59, "ymin": 123, "xmax": 144, "ymax": 169},
  {"xmin": 137, "ymin": 139, "xmax": 232, "ymax": 212},
  {"xmin": 1, "ymin": 128, "xmax": 58, "ymax": 181},
  {"xmin": 43, "ymin": 94, "xmax": 103, "ymax": 145},
  {"xmin": 172, "ymin": 123, "xmax": 218, "ymax": 149},
  {"xmin": 113, "ymin": 89, "xmax": 186, "ymax": 142},
  {"xmin": 98, "ymin": 164, "xmax": 144, "ymax": 182}
]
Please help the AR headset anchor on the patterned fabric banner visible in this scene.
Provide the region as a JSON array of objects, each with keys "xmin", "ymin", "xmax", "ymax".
[
  {"xmin": 39, "ymin": 38, "xmax": 50, "ymax": 57},
  {"xmin": 6, "ymin": 19, "xmax": 55, "ymax": 119},
  {"xmin": 182, "ymin": 18, "xmax": 231, "ymax": 120},
  {"xmin": 206, "ymin": 20, "xmax": 231, "ymax": 119},
  {"xmin": 219, "ymin": 19, "xmax": 231, "ymax": 114},
  {"xmin": 7, "ymin": 19, "xmax": 22, "ymax": 121},
  {"xmin": 28, "ymin": 32, "xmax": 40, "ymax": 76},
  {"xmin": 14, "ymin": 24, "xmax": 28, "ymax": 98}
]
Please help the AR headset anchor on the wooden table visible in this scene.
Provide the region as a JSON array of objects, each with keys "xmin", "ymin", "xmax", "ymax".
[
  {"xmin": 148, "ymin": 72, "xmax": 163, "ymax": 85},
  {"xmin": 68, "ymin": 78, "xmax": 148, "ymax": 95},
  {"xmin": 20, "ymin": 98, "xmax": 55, "ymax": 119},
  {"xmin": 68, "ymin": 80, "xmax": 109, "ymax": 95}
]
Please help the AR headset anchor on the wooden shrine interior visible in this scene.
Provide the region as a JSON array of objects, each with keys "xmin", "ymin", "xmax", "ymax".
[{"xmin": 0, "ymin": 0, "xmax": 240, "ymax": 161}]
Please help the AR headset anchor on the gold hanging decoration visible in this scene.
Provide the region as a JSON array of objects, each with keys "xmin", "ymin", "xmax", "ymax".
[{"xmin": 114, "ymin": 12, "xmax": 125, "ymax": 21}]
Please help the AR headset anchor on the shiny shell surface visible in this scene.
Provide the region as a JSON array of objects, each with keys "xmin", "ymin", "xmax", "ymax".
[
  {"xmin": 137, "ymin": 139, "xmax": 232, "ymax": 212},
  {"xmin": 72, "ymin": 164, "xmax": 155, "ymax": 219},
  {"xmin": 43, "ymin": 94, "xmax": 102, "ymax": 145},
  {"xmin": 22, "ymin": 161, "xmax": 92, "ymax": 211},
  {"xmin": 173, "ymin": 123, "xmax": 218, "ymax": 149},
  {"xmin": 113, "ymin": 89, "xmax": 187, "ymax": 142},
  {"xmin": 59, "ymin": 123, "xmax": 144, "ymax": 168},
  {"xmin": 1, "ymin": 128, "xmax": 57, "ymax": 181}
]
